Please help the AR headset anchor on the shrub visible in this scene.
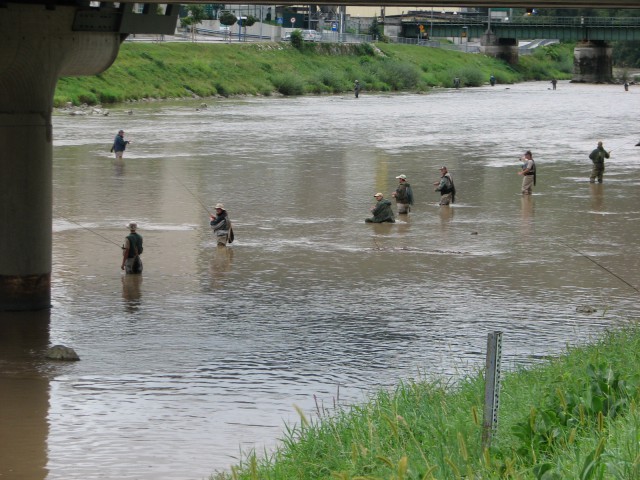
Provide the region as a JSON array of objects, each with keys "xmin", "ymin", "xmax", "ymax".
[
  {"xmin": 78, "ymin": 92, "xmax": 98, "ymax": 104},
  {"xmin": 271, "ymin": 73, "xmax": 304, "ymax": 95},
  {"xmin": 98, "ymin": 89, "xmax": 123, "ymax": 104},
  {"xmin": 214, "ymin": 82, "xmax": 229, "ymax": 97},
  {"xmin": 459, "ymin": 66, "xmax": 485, "ymax": 87},
  {"xmin": 316, "ymin": 70, "xmax": 345, "ymax": 92},
  {"xmin": 289, "ymin": 30, "xmax": 303, "ymax": 51},
  {"xmin": 353, "ymin": 43, "xmax": 375, "ymax": 57},
  {"xmin": 375, "ymin": 60, "xmax": 421, "ymax": 90},
  {"xmin": 242, "ymin": 15, "xmax": 257, "ymax": 28},
  {"xmin": 219, "ymin": 11, "xmax": 237, "ymax": 27}
]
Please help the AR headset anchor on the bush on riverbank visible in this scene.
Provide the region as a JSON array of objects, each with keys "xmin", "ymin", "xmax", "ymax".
[
  {"xmin": 54, "ymin": 41, "xmax": 573, "ymax": 106},
  {"xmin": 212, "ymin": 324, "xmax": 640, "ymax": 479}
]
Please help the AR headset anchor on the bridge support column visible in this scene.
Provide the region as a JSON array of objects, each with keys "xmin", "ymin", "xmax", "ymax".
[
  {"xmin": 480, "ymin": 33, "xmax": 518, "ymax": 65},
  {"xmin": 0, "ymin": 4, "xmax": 121, "ymax": 311},
  {"xmin": 573, "ymin": 41, "xmax": 612, "ymax": 83}
]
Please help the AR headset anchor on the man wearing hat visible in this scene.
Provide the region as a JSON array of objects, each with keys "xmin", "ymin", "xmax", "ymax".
[
  {"xmin": 111, "ymin": 129, "xmax": 131, "ymax": 159},
  {"xmin": 517, "ymin": 151, "xmax": 536, "ymax": 194},
  {"xmin": 210, "ymin": 203, "xmax": 232, "ymax": 246},
  {"xmin": 391, "ymin": 174, "xmax": 414, "ymax": 214},
  {"xmin": 365, "ymin": 193, "xmax": 395, "ymax": 223},
  {"xmin": 434, "ymin": 166, "xmax": 456, "ymax": 205},
  {"xmin": 121, "ymin": 221, "xmax": 143, "ymax": 274},
  {"xmin": 588, "ymin": 141, "xmax": 610, "ymax": 184}
]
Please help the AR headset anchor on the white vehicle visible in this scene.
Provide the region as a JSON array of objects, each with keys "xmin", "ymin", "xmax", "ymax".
[{"xmin": 283, "ymin": 29, "xmax": 321, "ymax": 42}]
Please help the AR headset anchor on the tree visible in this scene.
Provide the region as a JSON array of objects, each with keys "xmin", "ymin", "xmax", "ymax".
[
  {"xmin": 219, "ymin": 11, "xmax": 237, "ymax": 27},
  {"xmin": 243, "ymin": 15, "xmax": 258, "ymax": 28},
  {"xmin": 369, "ymin": 16, "xmax": 382, "ymax": 40},
  {"xmin": 239, "ymin": 15, "xmax": 258, "ymax": 41},
  {"xmin": 180, "ymin": 5, "xmax": 207, "ymax": 42}
]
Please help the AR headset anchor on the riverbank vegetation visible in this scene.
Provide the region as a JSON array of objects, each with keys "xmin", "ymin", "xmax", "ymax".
[
  {"xmin": 211, "ymin": 324, "xmax": 640, "ymax": 479},
  {"xmin": 54, "ymin": 41, "xmax": 574, "ymax": 107}
]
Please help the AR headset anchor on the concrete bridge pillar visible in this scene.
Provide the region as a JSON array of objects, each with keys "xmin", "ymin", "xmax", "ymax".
[
  {"xmin": 480, "ymin": 33, "xmax": 518, "ymax": 65},
  {"xmin": 573, "ymin": 41, "xmax": 613, "ymax": 83},
  {"xmin": 0, "ymin": 4, "xmax": 121, "ymax": 311}
]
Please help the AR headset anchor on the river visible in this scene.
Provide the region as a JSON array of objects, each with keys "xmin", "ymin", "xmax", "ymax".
[{"xmin": 1, "ymin": 81, "xmax": 639, "ymax": 479}]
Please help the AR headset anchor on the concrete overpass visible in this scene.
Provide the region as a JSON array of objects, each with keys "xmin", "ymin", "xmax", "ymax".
[{"xmin": 1, "ymin": 0, "xmax": 639, "ymax": 311}]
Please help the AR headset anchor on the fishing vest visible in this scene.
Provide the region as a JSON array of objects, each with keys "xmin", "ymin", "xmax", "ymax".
[
  {"xmin": 523, "ymin": 160, "xmax": 536, "ymax": 175},
  {"xmin": 440, "ymin": 175, "xmax": 454, "ymax": 194},
  {"xmin": 126, "ymin": 233, "xmax": 143, "ymax": 258}
]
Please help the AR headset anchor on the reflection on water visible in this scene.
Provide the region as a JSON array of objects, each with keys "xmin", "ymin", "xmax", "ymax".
[
  {"xmin": 121, "ymin": 274, "xmax": 142, "ymax": 312},
  {"xmin": 209, "ymin": 245, "xmax": 234, "ymax": 289},
  {"xmin": 112, "ymin": 158, "xmax": 126, "ymax": 177},
  {"xmin": 589, "ymin": 183, "xmax": 605, "ymax": 213},
  {"xmin": 0, "ymin": 312, "xmax": 50, "ymax": 480},
  {"xmin": 2, "ymin": 82, "xmax": 640, "ymax": 479}
]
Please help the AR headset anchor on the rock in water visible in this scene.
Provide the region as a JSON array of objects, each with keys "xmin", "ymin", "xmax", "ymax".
[
  {"xmin": 46, "ymin": 345, "xmax": 80, "ymax": 361},
  {"xmin": 576, "ymin": 305, "xmax": 597, "ymax": 314}
]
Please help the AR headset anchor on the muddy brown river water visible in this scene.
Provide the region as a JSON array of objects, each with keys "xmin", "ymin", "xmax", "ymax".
[{"xmin": 1, "ymin": 81, "xmax": 639, "ymax": 479}]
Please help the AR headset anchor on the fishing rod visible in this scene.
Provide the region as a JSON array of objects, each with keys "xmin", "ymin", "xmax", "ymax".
[
  {"xmin": 172, "ymin": 176, "xmax": 235, "ymax": 243},
  {"xmin": 58, "ymin": 216, "xmax": 123, "ymax": 249},
  {"xmin": 172, "ymin": 176, "xmax": 213, "ymax": 216},
  {"xmin": 558, "ymin": 241, "xmax": 639, "ymax": 294}
]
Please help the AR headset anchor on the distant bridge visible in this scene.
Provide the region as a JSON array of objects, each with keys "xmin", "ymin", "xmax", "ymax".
[{"xmin": 407, "ymin": 16, "xmax": 640, "ymax": 42}]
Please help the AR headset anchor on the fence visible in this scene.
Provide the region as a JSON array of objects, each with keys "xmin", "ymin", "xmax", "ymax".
[{"xmin": 125, "ymin": 26, "xmax": 547, "ymax": 57}]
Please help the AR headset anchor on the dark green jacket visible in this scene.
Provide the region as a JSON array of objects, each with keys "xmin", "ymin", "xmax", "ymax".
[
  {"xmin": 366, "ymin": 199, "xmax": 395, "ymax": 223},
  {"xmin": 589, "ymin": 146, "xmax": 610, "ymax": 165},
  {"xmin": 126, "ymin": 233, "xmax": 143, "ymax": 259},
  {"xmin": 394, "ymin": 182, "xmax": 414, "ymax": 205}
]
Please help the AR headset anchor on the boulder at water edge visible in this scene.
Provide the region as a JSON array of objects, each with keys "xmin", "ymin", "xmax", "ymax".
[{"xmin": 46, "ymin": 345, "xmax": 80, "ymax": 361}]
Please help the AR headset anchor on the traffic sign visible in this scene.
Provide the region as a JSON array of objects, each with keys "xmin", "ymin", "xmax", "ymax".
[
  {"xmin": 277, "ymin": 17, "xmax": 283, "ymax": 25},
  {"xmin": 290, "ymin": 17, "xmax": 296, "ymax": 24},
  {"xmin": 331, "ymin": 22, "xmax": 338, "ymax": 31}
]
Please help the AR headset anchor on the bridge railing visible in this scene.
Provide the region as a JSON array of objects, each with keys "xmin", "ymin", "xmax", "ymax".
[{"xmin": 441, "ymin": 16, "xmax": 640, "ymax": 27}]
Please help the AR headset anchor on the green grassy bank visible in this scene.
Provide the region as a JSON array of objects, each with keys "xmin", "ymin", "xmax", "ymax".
[
  {"xmin": 213, "ymin": 325, "xmax": 640, "ymax": 480},
  {"xmin": 54, "ymin": 41, "xmax": 574, "ymax": 107}
]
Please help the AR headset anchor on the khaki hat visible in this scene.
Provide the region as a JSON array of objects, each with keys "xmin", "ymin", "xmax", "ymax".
[
  {"xmin": 395, "ymin": 174, "xmax": 407, "ymax": 180},
  {"xmin": 127, "ymin": 221, "xmax": 137, "ymax": 230},
  {"xmin": 214, "ymin": 203, "xmax": 225, "ymax": 209},
  {"xmin": 374, "ymin": 192, "xmax": 383, "ymax": 198}
]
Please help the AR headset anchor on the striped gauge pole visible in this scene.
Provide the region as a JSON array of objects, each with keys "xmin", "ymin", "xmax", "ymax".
[{"xmin": 482, "ymin": 331, "xmax": 503, "ymax": 450}]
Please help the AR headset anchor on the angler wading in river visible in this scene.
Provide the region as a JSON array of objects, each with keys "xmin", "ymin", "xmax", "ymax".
[
  {"xmin": 392, "ymin": 174, "xmax": 414, "ymax": 214},
  {"xmin": 121, "ymin": 221, "xmax": 143, "ymax": 274},
  {"xmin": 365, "ymin": 193, "xmax": 395, "ymax": 223},
  {"xmin": 589, "ymin": 141, "xmax": 610, "ymax": 184},
  {"xmin": 518, "ymin": 150, "xmax": 536, "ymax": 195},
  {"xmin": 434, "ymin": 166, "xmax": 456, "ymax": 205},
  {"xmin": 210, "ymin": 203, "xmax": 234, "ymax": 246}
]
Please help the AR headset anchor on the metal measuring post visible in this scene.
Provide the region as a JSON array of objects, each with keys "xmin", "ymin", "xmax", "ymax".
[{"xmin": 482, "ymin": 331, "xmax": 503, "ymax": 449}]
